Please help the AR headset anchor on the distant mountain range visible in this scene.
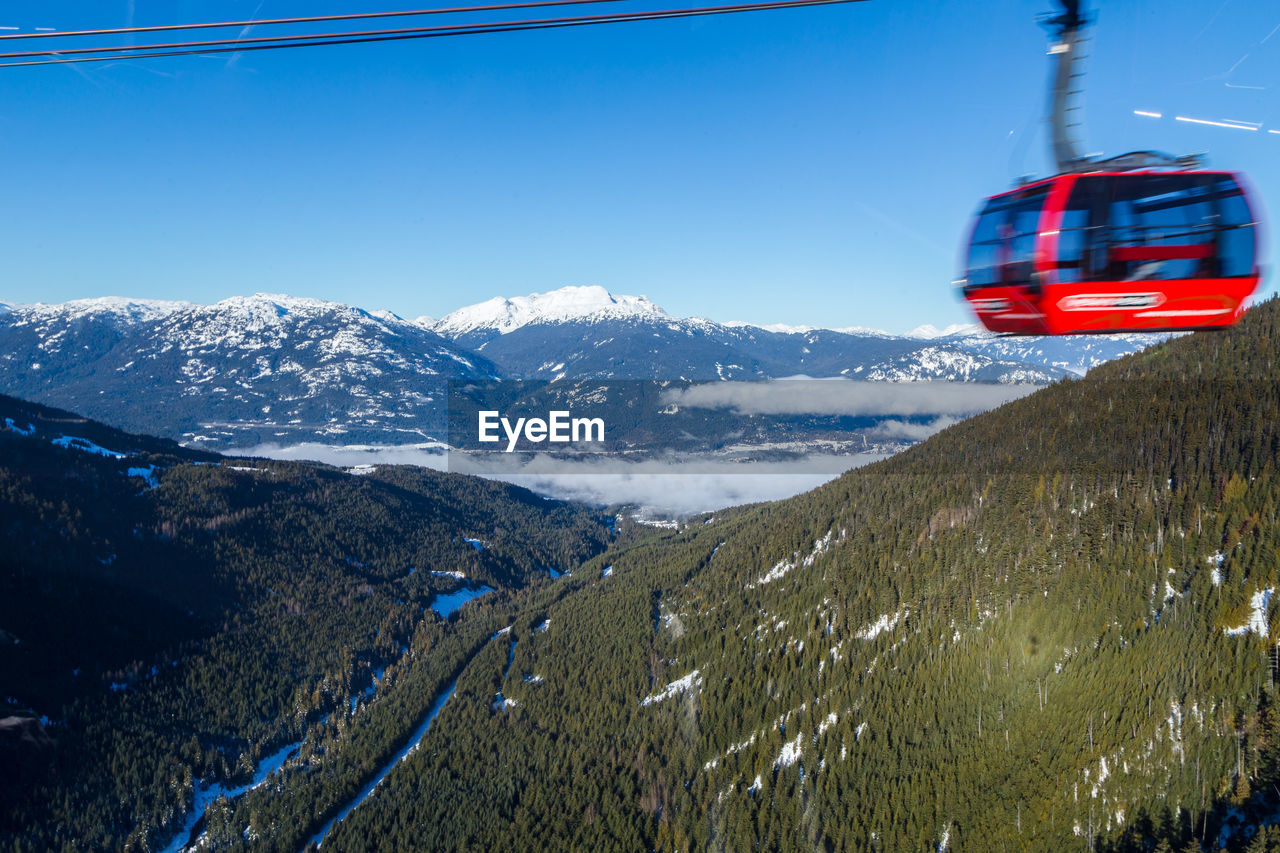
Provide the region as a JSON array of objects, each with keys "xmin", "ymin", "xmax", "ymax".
[
  {"xmin": 0, "ymin": 286, "xmax": 1165, "ymax": 449},
  {"xmin": 427, "ymin": 285, "xmax": 1158, "ymax": 380},
  {"xmin": 0, "ymin": 295, "xmax": 495, "ymax": 447}
]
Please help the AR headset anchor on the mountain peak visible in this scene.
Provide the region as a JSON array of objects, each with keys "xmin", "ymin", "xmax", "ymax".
[
  {"xmin": 433, "ymin": 285, "xmax": 670, "ymax": 336},
  {"xmin": 213, "ymin": 293, "xmax": 352, "ymax": 317},
  {"xmin": 17, "ymin": 296, "xmax": 194, "ymax": 324},
  {"xmin": 908, "ymin": 322, "xmax": 983, "ymax": 339}
]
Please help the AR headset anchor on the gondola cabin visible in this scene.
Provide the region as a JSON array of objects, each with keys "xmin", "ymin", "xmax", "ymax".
[{"xmin": 960, "ymin": 171, "xmax": 1261, "ymax": 335}]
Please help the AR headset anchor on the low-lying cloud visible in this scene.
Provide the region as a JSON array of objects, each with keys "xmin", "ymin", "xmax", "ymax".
[
  {"xmin": 661, "ymin": 380, "xmax": 1040, "ymax": 416},
  {"xmin": 237, "ymin": 442, "xmax": 449, "ymax": 471},
  {"xmin": 236, "ymin": 442, "xmax": 888, "ymax": 518},
  {"xmin": 869, "ymin": 415, "xmax": 963, "ymax": 441}
]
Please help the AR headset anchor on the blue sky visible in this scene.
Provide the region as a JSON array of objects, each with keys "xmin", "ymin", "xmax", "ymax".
[{"xmin": 2, "ymin": 0, "xmax": 1278, "ymax": 332}]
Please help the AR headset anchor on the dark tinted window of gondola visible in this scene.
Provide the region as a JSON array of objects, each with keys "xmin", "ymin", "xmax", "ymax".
[
  {"xmin": 1056, "ymin": 177, "xmax": 1109, "ymax": 282},
  {"xmin": 1057, "ymin": 174, "xmax": 1256, "ymax": 281},
  {"xmin": 1215, "ymin": 175, "xmax": 1257, "ymax": 277},
  {"xmin": 966, "ymin": 185, "xmax": 1051, "ymax": 288}
]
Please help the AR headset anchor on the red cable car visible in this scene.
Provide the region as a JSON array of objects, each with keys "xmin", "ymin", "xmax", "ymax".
[
  {"xmin": 961, "ymin": 169, "xmax": 1261, "ymax": 335},
  {"xmin": 959, "ymin": 1, "xmax": 1264, "ymax": 336}
]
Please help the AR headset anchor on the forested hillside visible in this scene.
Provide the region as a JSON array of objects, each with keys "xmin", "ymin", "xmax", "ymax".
[
  {"xmin": 307, "ymin": 298, "xmax": 1280, "ymax": 852},
  {"xmin": 0, "ymin": 395, "xmax": 612, "ymax": 851}
]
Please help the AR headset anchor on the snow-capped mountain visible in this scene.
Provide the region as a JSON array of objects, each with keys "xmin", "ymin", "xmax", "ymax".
[
  {"xmin": 15, "ymin": 296, "xmax": 194, "ymax": 324},
  {"xmin": 0, "ymin": 294, "xmax": 496, "ymax": 447},
  {"xmin": 429, "ymin": 286, "xmax": 1089, "ymax": 384},
  {"xmin": 908, "ymin": 322, "xmax": 980, "ymax": 339},
  {"xmin": 912, "ymin": 325, "xmax": 1172, "ymax": 376},
  {"xmin": 432, "ymin": 285, "xmax": 669, "ymax": 341},
  {"xmin": 853, "ymin": 345, "xmax": 1057, "ymax": 383},
  {"xmin": 724, "ymin": 320, "xmax": 896, "ymax": 338},
  {"xmin": 0, "ymin": 287, "xmax": 1167, "ymax": 450}
]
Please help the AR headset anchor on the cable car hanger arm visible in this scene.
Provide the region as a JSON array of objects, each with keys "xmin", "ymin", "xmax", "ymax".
[{"xmin": 1041, "ymin": 1, "xmax": 1202, "ymax": 174}]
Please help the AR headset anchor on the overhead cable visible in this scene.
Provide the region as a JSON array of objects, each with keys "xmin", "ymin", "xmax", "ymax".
[
  {"xmin": 0, "ymin": 0, "xmax": 865, "ymax": 68},
  {"xmin": 0, "ymin": 0, "xmax": 631, "ymax": 41}
]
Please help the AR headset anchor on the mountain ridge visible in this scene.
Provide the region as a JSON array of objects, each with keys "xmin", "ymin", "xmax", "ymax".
[
  {"xmin": 0, "ymin": 292, "xmax": 499, "ymax": 448},
  {"xmin": 429, "ymin": 285, "xmax": 1164, "ymax": 379},
  {"xmin": 0, "ymin": 287, "xmax": 1163, "ymax": 451}
]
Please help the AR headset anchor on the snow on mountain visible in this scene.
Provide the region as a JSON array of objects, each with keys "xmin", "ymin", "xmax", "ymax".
[
  {"xmin": 902, "ymin": 318, "xmax": 1166, "ymax": 375},
  {"xmin": 432, "ymin": 287, "xmax": 1071, "ymax": 383},
  {"xmin": 369, "ymin": 308, "xmax": 407, "ymax": 323},
  {"xmin": 722, "ymin": 321, "xmax": 820, "ymax": 335},
  {"xmin": 831, "ymin": 325, "xmax": 897, "ymax": 338},
  {"xmin": 855, "ymin": 345, "xmax": 1055, "ymax": 383},
  {"xmin": 927, "ymin": 327, "xmax": 1170, "ymax": 376},
  {"xmin": 0, "ymin": 293, "xmax": 496, "ymax": 449},
  {"xmin": 908, "ymin": 323, "xmax": 981, "ymax": 339},
  {"xmin": 2, "ymin": 296, "xmax": 197, "ymax": 365},
  {"xmin": 724, "ymin": 321, "xmax": 893, "ymax": 337},
  {"xmin": 433, "ymin": 285, "xmax": 669, "ymax": 337},
  {"xmin": 14, "ymin": 296, "xmax": 193, "ymax": 325},
  {"xmin": 148, "ymin": 293, "xmax": 425, "ymax": 360},
  {"xmin": 435, "ymin": 286, "xmax": 1149, "ymax": 382},
  {"xmin": 0, "ymin": 288, "xmax": 1165, "ymax": 450}
]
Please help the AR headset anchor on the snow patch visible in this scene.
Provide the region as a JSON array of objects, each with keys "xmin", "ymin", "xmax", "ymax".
[
  {"xmin": 640, "ymin": 669, "xmax": 702, "ymax": 706},
  {"xmin": 52, "ymin": 435, "xmax": 126, "ymax": 459},
  {"xmin": 857, "ymin": 610, "xmax": 905, "ymax": 640},
  {"xmin": 775, "ymin": 734, "xmax": 803, "ymax": 768},
  {"xmin": 1224, "ymin": 587, "xmax": 1274, "ymax": 637},
  {"xmin": 160, "ymin": 740, "xmax": 300, "ymax": 853},
  {"xmin": 4, "ymin": 418, "xmax": 35, "ymax": 436},
  {"xmin": 127, "ymin": 465, "xmax": 160, "ymax": 489},
  {"xmin": 634, "ymin": 516, "xmax": 680, "ymax": 530},
  {"xmin": 429, "ymin": 585, "xmax": 494, "ymax": 618},
  {"xmin": 749, "ymin": 529, "xmax": 834, "ymax": 588}
]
